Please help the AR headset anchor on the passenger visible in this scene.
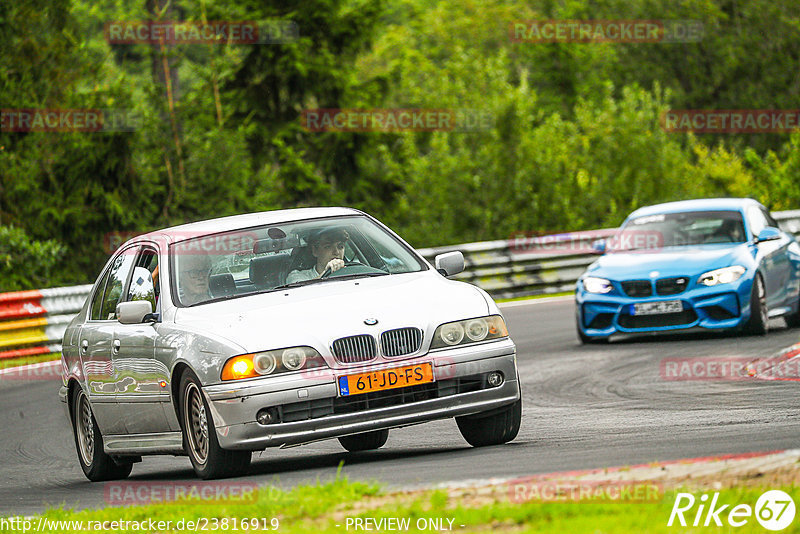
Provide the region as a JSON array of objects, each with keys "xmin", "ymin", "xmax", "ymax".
[
  {"xmin": 286, "ymin": 228, "xmax": 350, "ymax": 283},
  {"xmin": 179, "ymin": 254, "xmax": 213, "ymax": 305}
]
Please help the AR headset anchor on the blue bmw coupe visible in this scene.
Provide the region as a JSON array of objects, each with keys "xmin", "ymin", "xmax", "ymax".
[{"xmin": 576, "ymin": 198, "xmax": 800, "ymax": 343}]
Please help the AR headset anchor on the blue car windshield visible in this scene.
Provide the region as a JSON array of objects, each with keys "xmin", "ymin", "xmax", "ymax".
[{"xmin": 613, "ymin": 210, "xmax": 747, "ymax": 251}]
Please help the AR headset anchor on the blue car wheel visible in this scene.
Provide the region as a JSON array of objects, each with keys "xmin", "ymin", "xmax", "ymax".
[{"xmin": 743, "ymin": 275, "xmax": 768, "ymax": 335}]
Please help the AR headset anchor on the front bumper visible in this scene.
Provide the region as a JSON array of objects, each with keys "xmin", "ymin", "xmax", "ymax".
[
  {"xmin": 577, "ymin": 277, "xmax": 754, "ymax": 338},
  {"xmin": 202, "ymin": 338, "xmax": 519, "ymax": 450}
]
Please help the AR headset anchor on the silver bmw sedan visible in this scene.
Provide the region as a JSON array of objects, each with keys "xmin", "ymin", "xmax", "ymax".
[{"xmin": 60, "ymin": 207, "xmax": 521, "ymax": 480}]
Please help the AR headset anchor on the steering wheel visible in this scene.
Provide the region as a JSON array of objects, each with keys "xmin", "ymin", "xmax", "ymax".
[{"xmin": 319, "ymin": 261, "xmax": 363, "ymax": 279}]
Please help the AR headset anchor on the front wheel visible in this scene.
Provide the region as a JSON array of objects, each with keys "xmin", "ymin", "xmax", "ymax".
[
  {"xmin": 71, "ymin": 388, "xmax": 133, "ymax": 481},
  {"xmin": 338, "ymin": 429, "xmax": 389, "ymax": 452},
  {"xmin": 456, "ymin": 398, "xmax": 521, "ymax": 447},
  {"xmin": 743, "ymin": 275, "xmax": 768, "ymax": 336},
  {"xmin": 576, "ymin": 315, "xmax": 608, "ymax": 344},
  {"xmin": 180, "ymin": 371, "xmax": 251, "ymax": 479}
]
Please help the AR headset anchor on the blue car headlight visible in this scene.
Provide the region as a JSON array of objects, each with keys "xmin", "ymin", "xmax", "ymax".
[
  {"xmin": 583, "ymin": 276, "xmax": 613, "ymax": 294},
  {"xmin": 698, "ymin": 265, "xmax": 746, "ymax": 286}
]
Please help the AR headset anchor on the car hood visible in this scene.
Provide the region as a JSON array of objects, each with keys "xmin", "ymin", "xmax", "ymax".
[
  {"xmin": 586, "ymin": 244, "xmax": 751, "ymax": 280},
  {"xmin": 173, "ymin": 271, "xmax": 489, "ymax": 360}
]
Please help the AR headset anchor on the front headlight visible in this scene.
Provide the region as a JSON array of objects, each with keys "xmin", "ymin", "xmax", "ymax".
[
  {"xmin": 583, "ymin": 276, "xmax": 613, "ymax": 294},
  {"xmin": 221, "ymin": 346, "xmax": 328, "ymax": 381},
  {"xmin": 430, "ymin": 315, "xmax": 508, "ymax": 349},
  {"xmin": 698, "ymin": 266, "xmax": 746, "ymax": 286}
]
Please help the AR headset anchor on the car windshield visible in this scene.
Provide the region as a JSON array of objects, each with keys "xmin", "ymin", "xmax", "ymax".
[
  {"xmin": 612, "ymin": 210, "xmax": 747, "ymax": 251},
  {"xmin": 170, "ymin": 215, "xmax": 426, "ymax": 306}
]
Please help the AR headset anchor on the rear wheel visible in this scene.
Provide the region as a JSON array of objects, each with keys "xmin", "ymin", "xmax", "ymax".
[
  {"xmin": 744, "ymin": 275, "xmax": 768, "ymax": 335},
  {"xmin": 338, "ymin": 429, "xmax": 389, "ymax": 452},
  {"xmin": 71, "ymin": 388, "xmax": 133, "ymax": 481},
  {"xmin": 180, "ymin": 371, "xmax": 251, "ymax": 479},
  {"xmin": 456, "ymin": 398, "xmax": 521, "ymax": 447},
  {"xmin": 785, "ymin": 292, "xmax": 800, "ymax": 328}
]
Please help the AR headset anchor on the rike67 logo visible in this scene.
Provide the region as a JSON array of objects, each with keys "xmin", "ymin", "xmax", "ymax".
[{"xmin": 668, "ymin": 490, "xmax": 796, "ymax": 530}]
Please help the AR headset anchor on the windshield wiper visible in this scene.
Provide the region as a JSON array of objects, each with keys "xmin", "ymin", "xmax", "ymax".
[
  {"xmin": 270, "ymin": 279, "xmax": 325, "ymax": 291},
  {"xmin": 327, "ymin": 272, "xmax": 389, "ymax": 281},
  {"xmin": 272, "ymin": 271, "xmax": 389, "ymax": 291},
  {"xmin": 190, "ymin": 289, "xmax": 263, "ymax": 305}
]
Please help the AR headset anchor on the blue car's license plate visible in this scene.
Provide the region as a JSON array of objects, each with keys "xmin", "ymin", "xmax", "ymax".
[{"xmin": 633, "ymin": 300, "xmax": 683, "ymax": 315}]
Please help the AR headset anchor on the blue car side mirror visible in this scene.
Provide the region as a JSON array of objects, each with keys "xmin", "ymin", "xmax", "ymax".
[
  {"xmin": 591, "ymin": 239, "xmax": 607, "ymax": 254},
  {"xmin": 755, "ymin": 226, "xmax": 782, "ymax": 243}
]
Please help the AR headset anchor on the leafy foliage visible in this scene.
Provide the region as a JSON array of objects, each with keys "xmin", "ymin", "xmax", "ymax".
[
  {"xmin": 0, "ymin": 226, "xmax": 65, "ymax": 291},
  {"xmin": 1, "ymin": 0, "xmax": 799, "ymax": 287}
]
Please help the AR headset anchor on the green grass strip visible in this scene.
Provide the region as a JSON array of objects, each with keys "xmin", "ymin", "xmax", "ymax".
[{"xmin": 3, "ymin": 476, "xmax": 797, "ymax": 533}]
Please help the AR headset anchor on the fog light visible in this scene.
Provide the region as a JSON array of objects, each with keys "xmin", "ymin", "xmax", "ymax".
[
  {"xmin": 256, "ymin": 408, "xmax": 278, "ymax": 425},
  {"xmin": 487, "ymin": 372, "xmax": 504, "ymax": 387}
]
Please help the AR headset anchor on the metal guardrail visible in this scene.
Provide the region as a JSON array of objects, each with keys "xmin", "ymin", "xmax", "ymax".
[
  {"xmin": 0, "ymin": 285, "xmax": 93, "ymax": 359},
  {"xmin": 2, "ymin": 211, "xmax": 799, "ymax": 359},
  {"xmin": 418, "ymin": 211, "xmax": 800, "ymax": 300}
]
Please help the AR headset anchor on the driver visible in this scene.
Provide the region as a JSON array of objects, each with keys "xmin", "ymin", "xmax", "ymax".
[
  {"xmin": 286, "ymin": 227, "xmax": 350, "ymax": 283},
  {"xmin": 179, "ymin": 253, "xmax": 213, "ymax": 305}
]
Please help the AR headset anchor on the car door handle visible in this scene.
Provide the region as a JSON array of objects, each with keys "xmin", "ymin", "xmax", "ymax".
[
  {"xmin": 81, "ymin": 340, "xmax": 88, "ymax": 355},
  {"xmin": 112, "ymin": 340, "xmax": 121, "ymax": 354}
]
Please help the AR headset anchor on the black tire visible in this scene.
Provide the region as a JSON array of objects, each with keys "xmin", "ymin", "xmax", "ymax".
[
  {"xmin": 576, "ymin": 317, "xmax": 608, "ymax": 344},
  {"xmin": 785, "ymin": 293, "xmax": 800, "ymax": 328},
  {"xmin": 338, "ymin": 429, "xmax": 389, "ymax": 452},
  {"xmin": 71, "ymin": 387, "xmax": 133, "ymax": 482},
  {"xmin": 179, "ymin": 370, "xmax": 251, "ymax": 479},
  {"xmin": 456, "ymin": 398, "xmax": 522, "ymax": 447},
  {"xmin": 744, "ymin": 275, "xmax": 769, "ymax": 336}
]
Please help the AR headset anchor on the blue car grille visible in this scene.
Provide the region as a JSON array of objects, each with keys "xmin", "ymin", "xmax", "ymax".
[
  {"xmin": 656, "ymin": 277, "xmax": 689, "ymax": 296},
  {"xmin": 621, "ymin": 280, "xmax": 652, "ymax": 297},
  {"xmin": 618, "ymin": 309, "xmax": 697, "ymax": 329}
]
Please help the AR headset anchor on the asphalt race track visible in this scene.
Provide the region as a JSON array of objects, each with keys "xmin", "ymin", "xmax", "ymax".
[{"xmin": 1, "ymin": 297, "xmax": 799, "ymax": 515}]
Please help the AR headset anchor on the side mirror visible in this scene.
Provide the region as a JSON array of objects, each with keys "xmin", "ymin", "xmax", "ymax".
[
  {"xmin": 591, "ymin": 239, "xmax": 607, "ymax": 255},
  {"xmin": 755, "ymin": 226, "xmax": 782, "ymax": 243},
  {"xmin": 434, "ymin": 251, "xmax": 465, "ymax": 276},
  {"xmin": 117, "ymin": 300, "xmax": 154, "ymax": 324}
]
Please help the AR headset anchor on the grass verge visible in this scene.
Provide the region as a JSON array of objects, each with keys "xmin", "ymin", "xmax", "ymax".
[
  {"xmin": 4, "ymin": 475, "xmax": 797, "ymax": 533},
  {"xmin": 0, "ymin": 352, "xmax": 59, "ymax": 370}
]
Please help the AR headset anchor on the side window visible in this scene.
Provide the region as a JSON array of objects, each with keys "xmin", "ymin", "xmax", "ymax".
[
  {"xmin": 90, "ymin": 268, "xmax": 113, "ymax": 321},
  {"xmin": 99, "ymin": 249, "xmax": 137, "ymax": 321},
  {"xmin": 747, "ymin": 207, "xmax": 767, "ymax": 238},
  {"xmin": 125, "ymin": 248, "xmax": 160, "ymax": 312},
  {"xmin": 761, "ymin": 207, "xmax": 779, "ymax": 228}
]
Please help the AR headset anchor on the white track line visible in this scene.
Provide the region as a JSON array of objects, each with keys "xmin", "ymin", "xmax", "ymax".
[
  {"xmin": 498, "ymin": 295, "xmax": 573, "ymax": 308},
  {"xmin": 0, "ymin": 359, "xmax": 60, "ymax": 376}
]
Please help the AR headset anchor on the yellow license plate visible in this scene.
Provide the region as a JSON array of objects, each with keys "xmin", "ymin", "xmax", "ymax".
[{"xmin": 338, "ymin": 363, "xmax": 434, "ymax": 396}]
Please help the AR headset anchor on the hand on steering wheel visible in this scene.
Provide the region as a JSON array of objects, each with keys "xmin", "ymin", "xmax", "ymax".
[{"xmin": 319, "ymin": 258, "xmax": 345, "ymax": 278}]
